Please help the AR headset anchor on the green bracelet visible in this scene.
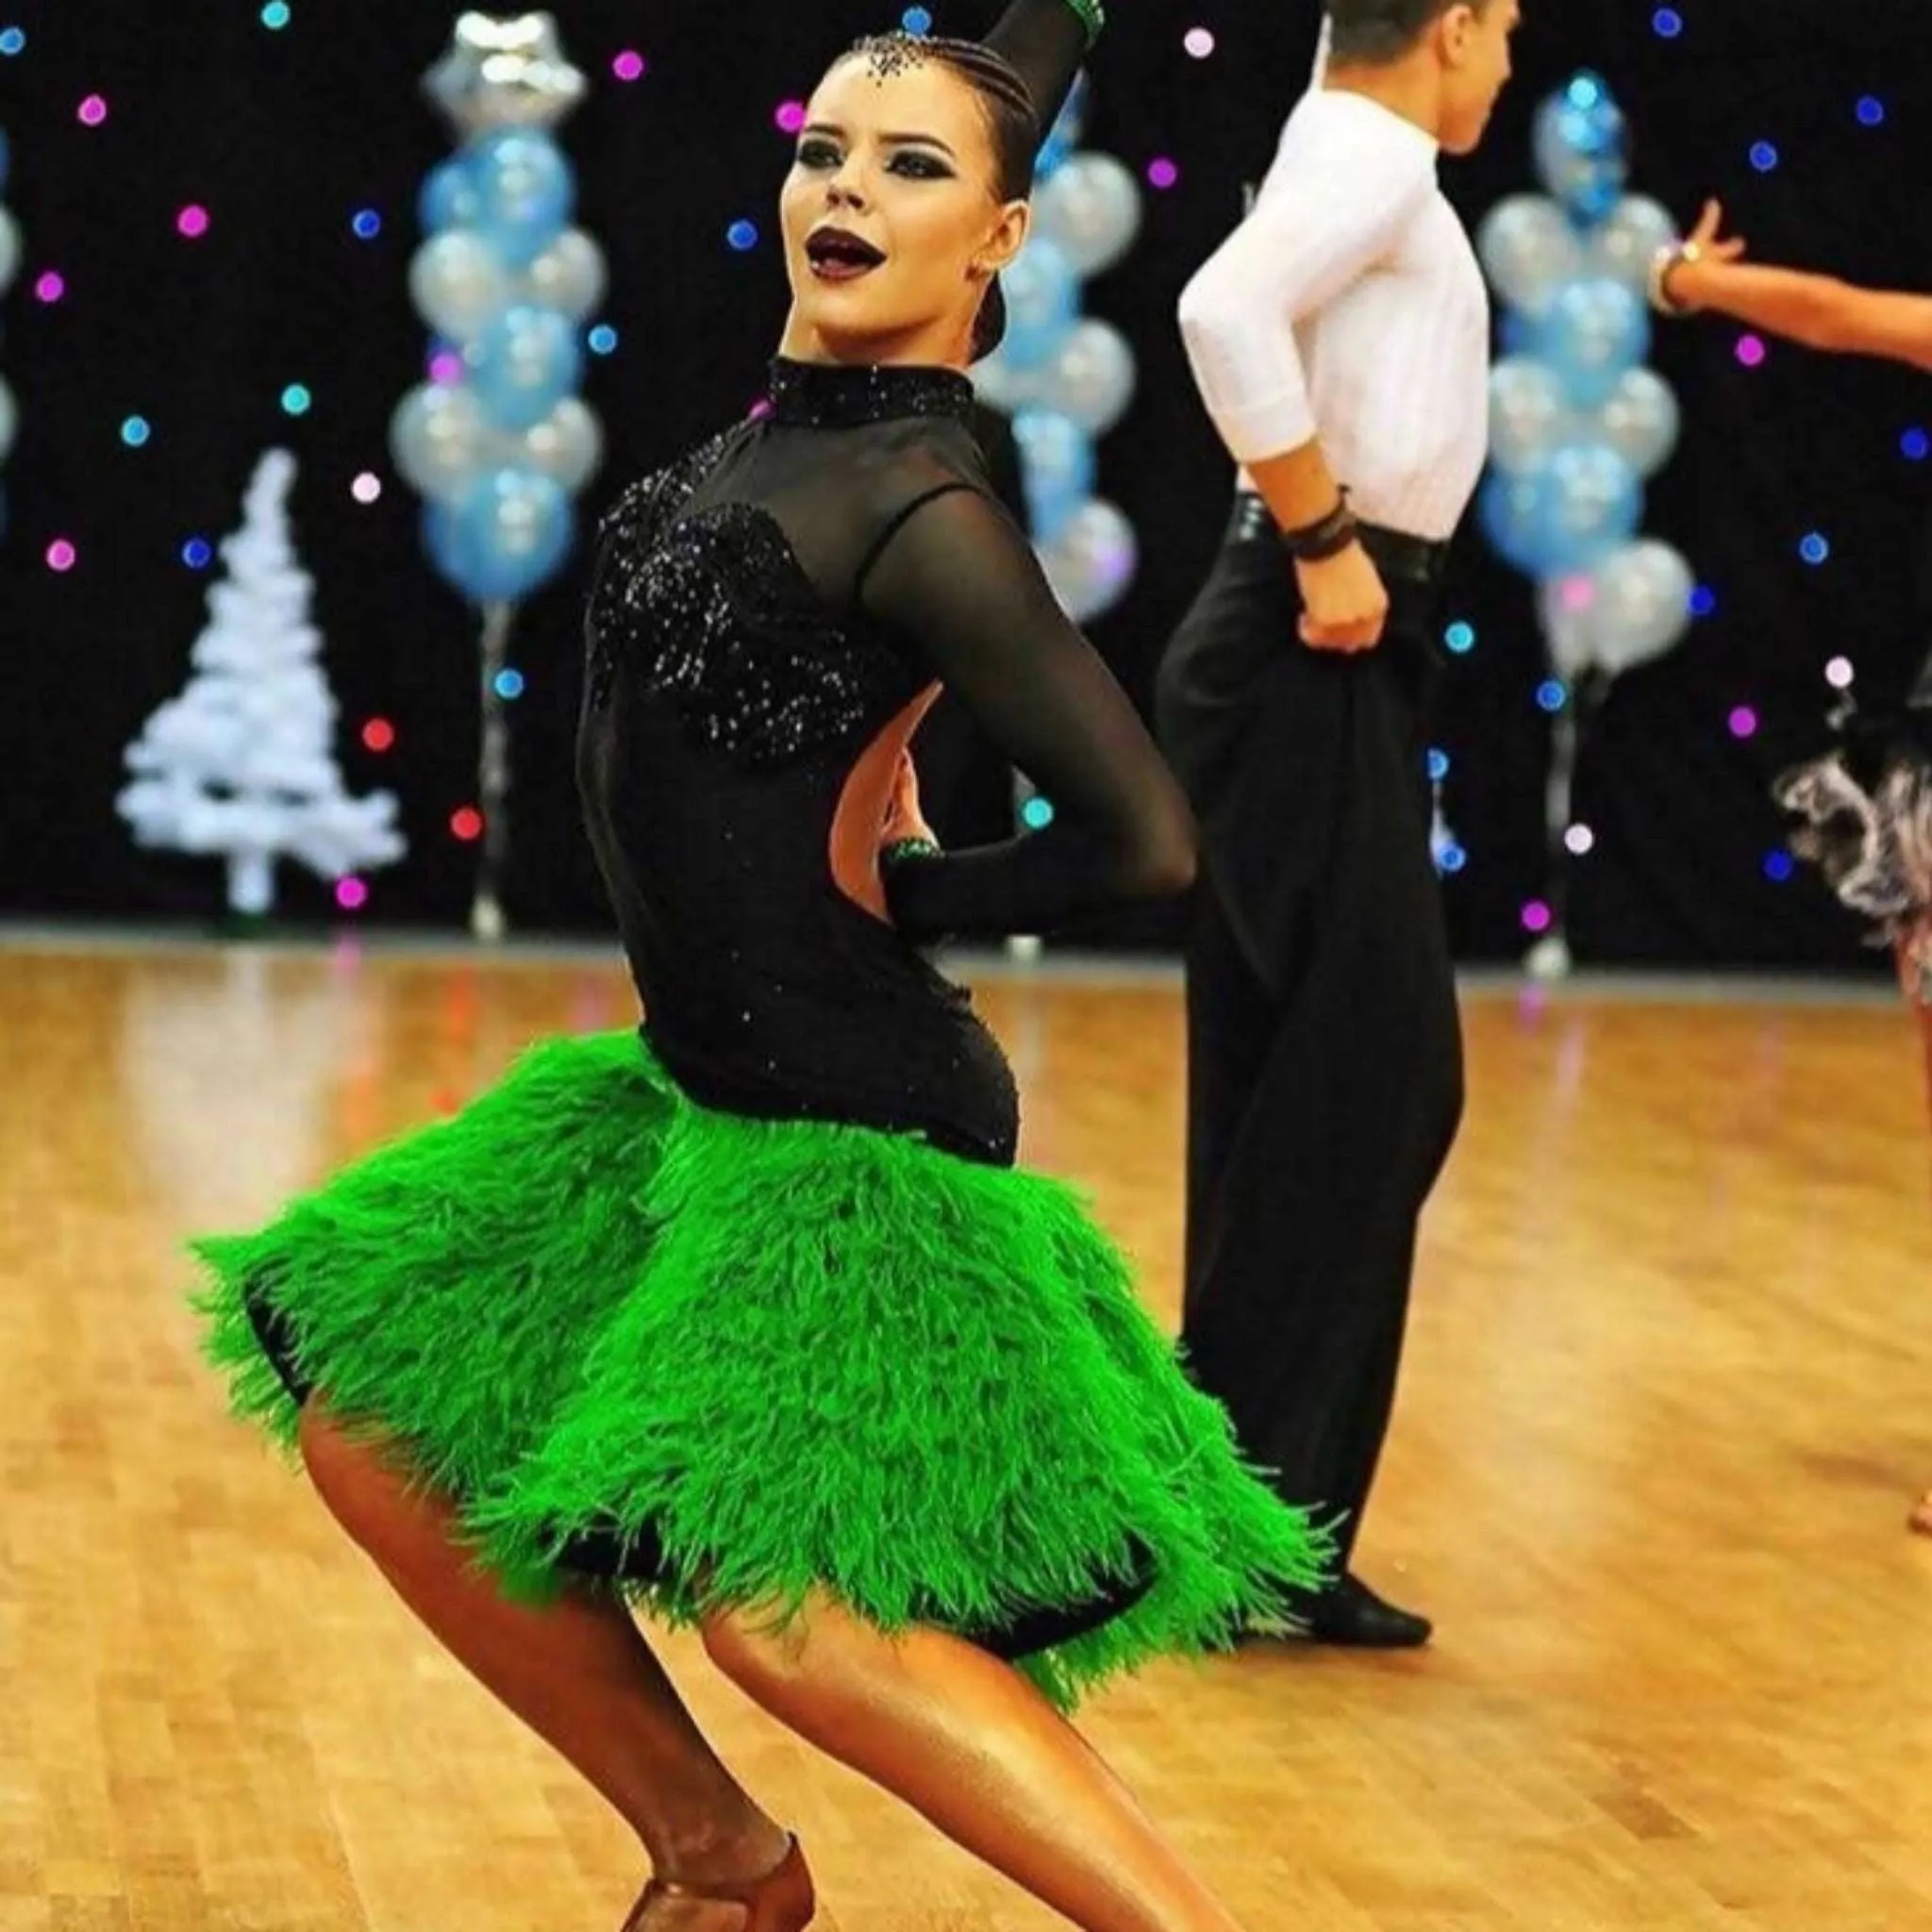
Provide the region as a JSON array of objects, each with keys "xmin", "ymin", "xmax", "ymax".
[
  {"xmin": 881, "ymin": 837, "xmax": 942, "ymax": 870},
  {"xmin": 1060, "ymin": 0, "xmax": 1106, "ymax": 45}
]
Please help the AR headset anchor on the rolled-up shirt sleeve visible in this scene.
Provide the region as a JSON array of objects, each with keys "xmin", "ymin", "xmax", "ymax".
[{"xmin": 1176, "ymin": 100, "xmax": 1438, "ymax": 464}]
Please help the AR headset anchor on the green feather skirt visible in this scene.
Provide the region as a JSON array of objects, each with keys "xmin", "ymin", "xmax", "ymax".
[{"xmin": 193, "ymin": 1029, "xmax": 1328, "ymax": 1710}]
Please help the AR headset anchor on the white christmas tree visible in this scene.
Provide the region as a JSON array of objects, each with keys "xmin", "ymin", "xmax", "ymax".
[{"xmin": 119, "ymin": 449, "xmax": 406, "ymax": 916}]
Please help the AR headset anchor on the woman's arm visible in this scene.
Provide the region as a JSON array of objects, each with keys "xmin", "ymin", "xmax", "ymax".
[
  {"xmin": 1662, "ymin": 200, "xmax": 1932, "ymax": 373},
  {"xmin": 857, "ymin": 482, "xmax": 1196, "ymax": 944}
]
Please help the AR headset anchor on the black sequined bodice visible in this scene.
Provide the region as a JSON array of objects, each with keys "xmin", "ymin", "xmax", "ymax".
[{"xmin": 577, "ymin": 358, "xmax": 1017, "ymax": 1163}]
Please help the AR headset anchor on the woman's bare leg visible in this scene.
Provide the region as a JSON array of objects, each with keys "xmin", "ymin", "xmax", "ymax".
[
  {"xmin": 703, "ymin": 1594, "xmax": 1247, "ymax": 1932},
  {"xmin": 296, "ymin": 1404, "xmax": 791, "ymax": 1892}
]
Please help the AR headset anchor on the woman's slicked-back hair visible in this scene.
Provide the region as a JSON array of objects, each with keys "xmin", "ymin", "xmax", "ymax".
[{"xmin": 841, "ymin": 31, "xmax": 1041, "ymax": 360}]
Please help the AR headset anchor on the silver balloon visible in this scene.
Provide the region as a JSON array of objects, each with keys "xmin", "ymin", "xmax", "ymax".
[
  {"xmin": 518, "ymin": 227, "xmax": 607, "ymax": 321},
  {"xmin": 1489, "ymin": 358, "xmax": 1573, "ymax": 476},
  {"xmin": 1584, "ymin": 193, "xmax": 1679, "ymax": 292},
  {"xmin": 1032, "ymin": 153, "xmax": 1142, "ymax": 278},
  {"xmin": 511, "ymin": 396, "xmax": 603, "ymax": 493},
  {"xmin": 1588, "ymin": 539, "xmax": 1694, "ymax": 674},
  {"xmin": 1038, "ymin": 320, "xmax": 1137, "ymax": 436},
  {"xmin": 0, "ymin": 374, "xmax": 14, "ymax": 467},
  {"xmin": 0, "ymin": 206, "xmax": 17, "ymax": 298},
  {"xmin": 408, "ymin": 231, "xmax": 512, "ymax": 341},
  {"xmin": 970, "ymin": 355, "xmax": 1042, "ymax": 414},
  {"xmin": 1040, "ymin": 497, "xmax": 1138, "ymax": 623},
  {"xmin": 1537, "ymin": 572, "xmax": 1601, "ymax": 682},
  {"xmin": 389, "ymin": 382, "xmax": 492, "ymax": 504},
  {"xmin": 1592, "ymin": 366, "xmax": 1680, "ymax": 479},
  {"xmin": 1475, "ymin": 194, "xmax": 1583, "ymax": 317},
  {"xmin": 424, "ymin": 12, "xmax": 588, "ymax": 139}
]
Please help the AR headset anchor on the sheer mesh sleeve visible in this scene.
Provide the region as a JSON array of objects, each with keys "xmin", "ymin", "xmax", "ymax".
[
  {"xmin": 858, "ymin": 482, "xmax": 1196, "ymax": 942},
  {"xmin": 984, "ymin": 0, "xmax": 1091, "ymax": 142}
]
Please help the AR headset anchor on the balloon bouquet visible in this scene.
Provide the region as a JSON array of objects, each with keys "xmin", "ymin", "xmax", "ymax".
[
  {"xmin": 0, "ymin": 127, "xmax": 18, "ymax": 530},
  {"xmin": 391, "ymin": 13, "xmax": 605, "ymax": 941},
  {"xmin": 1475, "ymin": 73, "xmax": 1696, "ymax": 977}
]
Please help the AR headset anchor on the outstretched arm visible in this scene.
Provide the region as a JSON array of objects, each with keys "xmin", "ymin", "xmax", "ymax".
[
  {"xmin": 858, "ymin": 483, "xmax": 1195, "ymax": 942},
  {"xmin": 1663, "ymin": 200, "xmax": 1932, "ymax": 373}
]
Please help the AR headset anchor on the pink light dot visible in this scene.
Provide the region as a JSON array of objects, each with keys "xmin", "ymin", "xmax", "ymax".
[
  {"xmin": 351, "ymin": 472, "xmax": 382, "ymax": 504},
  {"xmin": 1727, "ymin": 705, "xmax": 1759, "ymax": 739},
  {"xmin": 1556, "ymin": 573, "xmax": 1595, "ymax": 614},
  {"xmin": 77, "ymin": 93, "xmax": 108, "ymax": 126},
  {"xmin": 336, "ymin": 877, "xmax": 370, "ymax": 911},
  {"xmin": 748, "ymin": 396, "xmax": 774, "ymax": 421},
  {"xmin": 1824, "ymin": 656, "xmax": 1855, "ymax": 690},
  {"xmin": 46, "ymin": 540, "xmax": 77, "ymax": 573},
  {"xmin": 1147, "ymin": 158, "xmax": 1180, "ymax": 191},
  {"xmin": 177, "ymin": 204, "xmax": 210, "ymax": 239},
  {"xmin": 775, "ymin": 99, "xmax": 808, "ymax": 134},
  {"xmin": 612, "ymin": 50, "xmax": 646, "ymax": 82},
  {"xmin": 1183, "ymin": 25, "xmax": 1216, "ymax": 57},
  {"xmin": 428, "ymin": 350, "xmax": 467, "ymax": 386},
  {"xmin": 1564, "ymin": 824, "xmax": 1596, "ymax": 857},
  {"xmin": 1736, "ymin": 333, "xmax": 1767, "ymax": 368},
  {"xmin": 1521, "ymin": 900, "xmax": 1554, "ymax": 935},
  {"xmin": 34, "ymin": 271, "xmax": 65, "ymax": 304}
]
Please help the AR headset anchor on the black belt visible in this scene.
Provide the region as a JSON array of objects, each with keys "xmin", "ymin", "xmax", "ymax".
[{"xmin": 1229, "ymin": 492, "xmax": 1449, "ymax": 589}]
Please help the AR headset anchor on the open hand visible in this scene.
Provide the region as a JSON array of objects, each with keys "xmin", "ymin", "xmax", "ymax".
[{"xmin": 1666, "ymin": 200, "xmax": 1749, "ymax": 310}]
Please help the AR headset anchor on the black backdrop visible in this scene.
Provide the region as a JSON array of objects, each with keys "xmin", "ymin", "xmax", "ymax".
[{"xmin": 2, "ymin": 0, "xmax": 1930, "ymax": 965}]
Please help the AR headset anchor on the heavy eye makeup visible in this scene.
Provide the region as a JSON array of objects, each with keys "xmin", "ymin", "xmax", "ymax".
[{"xmin": 794, "ymin": 136, "xmax": 957, "ymax": 180}]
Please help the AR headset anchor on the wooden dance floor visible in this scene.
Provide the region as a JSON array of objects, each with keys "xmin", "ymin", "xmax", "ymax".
[{"xmin": 4, "ymin": 938, "xmax": 1930, "ymax": 1931}]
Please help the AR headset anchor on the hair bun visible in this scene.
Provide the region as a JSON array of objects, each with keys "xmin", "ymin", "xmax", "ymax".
[{"xmin": 972, "ymin": 275, "xmax": 1008, "ymax": 363}]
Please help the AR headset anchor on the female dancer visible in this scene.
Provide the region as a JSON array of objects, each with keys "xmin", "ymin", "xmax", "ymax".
[
  {"xmin": 1655, "ymin": 203, "xmax": 1932, "ymax": 1536},
  {"xmin": 192, "ymin": 2, "xmax": 1327, "ymax": 1927}
]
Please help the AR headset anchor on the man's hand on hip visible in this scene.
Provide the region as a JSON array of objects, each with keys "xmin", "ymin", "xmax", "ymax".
[{"xmin": 1295, "ymin": 541, "xmax": 1389, "ymax": 653}]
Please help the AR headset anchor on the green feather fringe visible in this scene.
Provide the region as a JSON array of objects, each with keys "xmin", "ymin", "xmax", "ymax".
[{"xmin": 192, "ymin": 1030, "xmax": 1329, "ymax": 1711}]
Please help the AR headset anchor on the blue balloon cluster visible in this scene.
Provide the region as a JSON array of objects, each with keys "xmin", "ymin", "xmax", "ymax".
[
  {"xmin": 395, "ymin": 127, "xmax": 608, "ymax": 606},
  {"xmin": 974, "ymin": 79, "xmax": 1143, "ymax": 624},
  {"xmin": 1475, "ymin": 73, "xmax": 1694, "ymax": 681}
]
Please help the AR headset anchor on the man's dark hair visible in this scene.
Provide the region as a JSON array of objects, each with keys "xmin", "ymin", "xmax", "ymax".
[{"xmin": 1326, "ymin": 0, "xmax": 1487, "ymax": 65}]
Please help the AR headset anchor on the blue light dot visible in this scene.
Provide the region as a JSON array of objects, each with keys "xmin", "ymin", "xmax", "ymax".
[
  {"xmin": 493, "ymin": 668, "xmax": 525, "ymax": 701},
  {"xmin": 260, "ymin": 0, "xmax": 291, "ymax": 25},
  {"xmin": 1690, "ymin": 584, "xmax": 1718, "ymax": 617},
  {"xmin": 1566, "ymin": 75, "xmax": 1603, "ymax": 109},
  {"xmin": 1799, "ymin": 531, "xmax": 1830, "ymax": 565},
  {"xmin": 351, "ymin": 208, "xmax": 382, "ymax": 240},
  {"xmin": 588, "ymin": 324, "xmax": 619, "ymax": 356},
  {"xmin": 1763, "ymin": 850, "xmax": 1795, "ymax": 883},
  {"xmin": 0, "ymin": 25, "xmax": 25, "ymax": 54},
  {"xmin": 1750, "ymin": 141, "xmax": 1779, "ymax": 173},
  {"xmin": 1857, "ymin": 95, "xmax": 1886, "ymax": 126},
  {"xmin": 1426, "ymin": 748, "xmax": 1451, "ymax": 783},
  {"xmin": 726, "ymin": 219, "xmax": 759, "ymax": 252},
  {"xmin": 121, "ymin": 416, "xmax": 152, "ymax": 448},
  {"xmin": 1536, "ymin": 679, "xmax": 1569, "ymax": 714},
  {"xmin": 902, "ymin": 6, "xmax": 934, "ymax": 31},
  {"xmin": 1439, "ymin": 844, "xmax": 1468, "ymax": 875},
  {"xmin": 1021, "ymin": 795, "xmax": 1057, "ymax": 831},
  {"xmin": 1903, "ymin": 427, "xmax": 1929, "ymax": 461},
  {"xmin": 281, "ymin": 383, "xmax": 312, "ymax": 416},
  {"xmin": 182, "ymin": 538, "xmax": 213, "ymax": 570},
  {"xmin": 1652, "ymin": 6, "xmax": 1683, "ymax": 36},
  {"xmin": 1443, "ymin": 620, "xmax": 1476, "ymax": 655}
]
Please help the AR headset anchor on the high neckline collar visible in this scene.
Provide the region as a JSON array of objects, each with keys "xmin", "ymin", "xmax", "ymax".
[{"xmin": 766, "ymin": 356, "xmax": 977, "ymax": 430}]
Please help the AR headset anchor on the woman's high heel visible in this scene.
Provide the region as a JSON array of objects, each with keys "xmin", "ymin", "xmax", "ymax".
[{"xmin": 622, "ymin": 1835, "xmax": 815, "ymax": 1931}]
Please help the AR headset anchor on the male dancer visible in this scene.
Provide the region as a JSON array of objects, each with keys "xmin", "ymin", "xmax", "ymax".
[{"xmin": 1156, "ymin": 0, "xmax": 1520, "ymax": 1645}]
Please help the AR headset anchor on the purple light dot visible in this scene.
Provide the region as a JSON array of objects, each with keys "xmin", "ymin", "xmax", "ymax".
[
  {"xmin": 428, "ymin": 350, "xmax": 467, "ymax": 386},
  {"xmin": 77, "ymin": 93, "xmax": 108, "ymax": 126},
  {"xmin": 1736, "ymin": 333, "xmax": 1767, "ymax": 368},
  {"xmin": 1184, "ymin": 25, "xmax": 1216, "ymax": 57},
  {"xmin": 34, "ymin": 270, "xmax": 65, "ymax": 304},
  {"xmin": 1521, "ymin": 900, "xmax": 1554, "ymax": 935},
  {"xmin": 748, "ymin": 396, "xmax": 774, "ymax": 421},
  {"xmin": 1824, "ymin": 656, "xmax": 1855, "ymax": 690},
  {"xmin": 351, "ymin": 472, "xmax": 382, "ymax": 504},
  {"xmin": 1555, "ymin": 573, "xmax": 1595, "ymax": 614},
  {"xmin": 1728, "ymin": 705, "xmax": 1758, "ymax": 739},
  {"xmin": 1147, "ymin": 157, "xmax": 1180, "ymax": 191},
  {"xmin": 335, "ymin": 877, "xmax": 369, "ymax": 911},
  {"xmin": 612, "ymin": 49, "xmax": 646, "ymax": 82},
  {"xmin": 46, "ymin": 540, "xmax": 77, "ymax": 573},
  {"xmin": 775, "ymin": 99, "xmax": 807, "ymax": 134},
  {"xmin": 177, "ymin": 204, "xmax": 211, "ymax": 239}
]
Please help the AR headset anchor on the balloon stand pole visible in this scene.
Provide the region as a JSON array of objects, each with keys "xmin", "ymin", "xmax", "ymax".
[
  {"xmin": 471, "ymin": 599, "xmax": 515, "ymax": 944},
  {"xmin": 1526, "ymin": 669, "xmax": 1607, "ymax": 981}
]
